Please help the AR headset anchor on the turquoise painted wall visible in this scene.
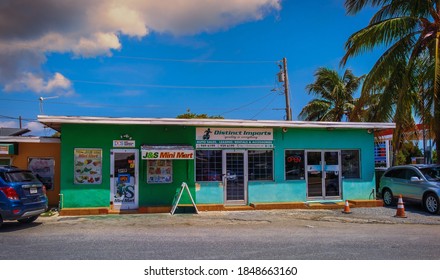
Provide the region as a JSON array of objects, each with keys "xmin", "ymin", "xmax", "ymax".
[
  {"xmin": 60, "ymin": 123, "xmax": 376, "ymax": 208},
  {"xmin": 196, "ymin": 127, "xmax": 376, "ymax": 204}
]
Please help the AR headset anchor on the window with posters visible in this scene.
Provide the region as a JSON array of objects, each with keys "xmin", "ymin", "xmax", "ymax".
[
  {"xmin": 28, "ymin": 157, "xmax": 55, "ymax": 190},
  {"xmin": 74, "ymin": 148, "xmax": 102, "ymax": 184},
  {"xmin": 146, "ymin": 160, "xmax": 173, "ymax": 184}
]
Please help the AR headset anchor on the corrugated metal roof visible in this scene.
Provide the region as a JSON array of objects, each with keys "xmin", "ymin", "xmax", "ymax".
[
  {"xmin": 0, "ymin": 127, "xmax": 30, "ymax": 136},
  {"xmin": 38, "ymin": 115, "xmax": 396, "ymax": 132}
]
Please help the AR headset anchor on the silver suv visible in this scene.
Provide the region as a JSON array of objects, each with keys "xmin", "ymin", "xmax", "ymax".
[{"xmin": 379, "ymin": 164, "xmax": 440, "ymax": 214}]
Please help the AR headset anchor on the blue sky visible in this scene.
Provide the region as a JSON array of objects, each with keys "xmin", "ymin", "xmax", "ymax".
[{"xmin": 0, "ymin": 0, "xmax": 379, "ymax": 135}]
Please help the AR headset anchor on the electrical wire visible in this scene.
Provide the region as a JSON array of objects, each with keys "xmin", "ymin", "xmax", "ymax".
[
  {"xmin": 220, "ymin": 91, "xmax": 277, "ymax": 115},
  {"xmin": 250, "ymin": 93, "xmax": 280, "ymax": 120},
  {"xmin": 70, "ymin": 79, "xmax": 273, "ymax": 89},
  {"xmin": 113, "ymin": 55, "xmax": 279, "ymax": 64}
]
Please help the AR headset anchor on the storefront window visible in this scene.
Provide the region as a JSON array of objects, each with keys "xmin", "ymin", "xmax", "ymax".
[
  {"xmin": 285, "ymin": 150, "xmax": 305, "ymax": 180},
  {"xmin": 248, "ymin": 150, "xmax": 273, "ymax": 181},
  {"xmin": 147, "ymin": 160, "xmax": 172, "ymax": 183},
  {"xmin": 28, "ymin": 157, "xmax": 55, "ymax": 190},
  {"xmin": 342, "ymin": 150, "xmax": 360, "ymax": 179},
  {"xmin": 196, "ymin": 150, "xmax": 222, "ymax": 181}
]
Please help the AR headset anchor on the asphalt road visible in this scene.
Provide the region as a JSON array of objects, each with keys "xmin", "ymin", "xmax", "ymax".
[{"xmin": 1, "ymin": 204, "xmax": 440, "ymax": 260}]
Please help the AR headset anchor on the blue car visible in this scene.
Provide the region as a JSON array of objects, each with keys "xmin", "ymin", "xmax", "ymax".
[{"xmin": 0, "ymin": 166, "xmax": 48, "ymax": 227}]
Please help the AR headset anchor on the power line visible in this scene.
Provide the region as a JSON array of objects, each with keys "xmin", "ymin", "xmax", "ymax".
[
  {"xmin": 113, "ymin": 55, "xmax": 278, "ymax": 64},
  {"xmin": 250, "ymin": 93, "xmax": 280, "ymax": 120},
  {"xmin": 220, "ymin": 91, "xmax": 276, "ymax": 115},
  {"xmin": 70, "ymin": 79, "xmax": 273, "ymax": 89}
]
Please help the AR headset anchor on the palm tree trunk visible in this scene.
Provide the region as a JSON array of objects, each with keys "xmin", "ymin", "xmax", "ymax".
[{"xmin": 435, "ymin": 32, "xmax": 440, "ymax": 164}]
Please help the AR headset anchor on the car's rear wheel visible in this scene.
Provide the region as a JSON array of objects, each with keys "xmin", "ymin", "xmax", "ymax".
[
  {"xmin": 17, "ymin": 215, "xmax": 39, "ymax": 224},
  {"xmin": 382, "ymin": 189, "xmax": 394, "ymax": 206},
  {"xmin": 424, "ymin": 194, "xmax": 439, "ymax": 214}
]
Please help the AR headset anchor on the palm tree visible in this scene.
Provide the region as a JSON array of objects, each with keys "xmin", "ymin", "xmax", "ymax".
[
  {"xmin": 299, "ymin": 67, "xmax": 362, "ymax": 122},
  {"xmin": 341, "ymin": 0, "xmax": 440, "ymax": 164}
]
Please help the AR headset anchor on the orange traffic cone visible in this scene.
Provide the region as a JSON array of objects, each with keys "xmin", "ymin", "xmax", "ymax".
[
  {"xmin": 342, "ymin": 200, "xmax": 352, "ymax": 214},
  {"xmin": 394, "ymin": 195, "xmax": 407, "ymax": 218}
]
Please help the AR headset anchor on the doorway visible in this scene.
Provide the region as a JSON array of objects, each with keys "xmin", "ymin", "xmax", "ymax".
[
  {"xmin": 306, "ymin": 150, "xmax": 341, "ymax": 200},
  {"xmin": 223, "ymin": 150, "xmax": 248, "ymax": 205},
  {"xmin": 110, "ymin": 149, "xmax": 139, "ymax": 210}
]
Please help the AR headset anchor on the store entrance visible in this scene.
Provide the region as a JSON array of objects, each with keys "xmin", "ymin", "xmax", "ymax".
[
  {"xmin": 110, "ymin": 149, "xmax": 139, "ymax": 210},
  {"xmin": 306, "ymin": 150, "xmax": 341, "ymax": 200},
  {"xmin": 223, "ymin": 150, "xmax": 248, "ymax": 205}
]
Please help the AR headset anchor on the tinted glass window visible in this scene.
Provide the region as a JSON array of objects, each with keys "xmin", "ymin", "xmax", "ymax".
[
  {"xmin": 341, "ymin": 150, "xmax": 360, "ymax": 179},
  {"xmin": 405, "ymin": 169, "xmax": 419, "ymax": 180},
  {"xmin": 195, "ymin": 150, "xmax": 222, "ymax": 181},
  {"xmin": 419, "ymin": 166, "xmax": 440, "ymax": 181},
  {"xmin": 3, "ymin": 171, "xmax": 40, "ymax": 183},
  {"xmin": 248, "ymin": 150, "xmax": 273, "ymax": 181},
  {"xmin": 384, "ymin": 168, "xmax": 406, "ymax": 179}
]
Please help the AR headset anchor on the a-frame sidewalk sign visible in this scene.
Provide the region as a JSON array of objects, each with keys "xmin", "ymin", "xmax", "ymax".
[{"xmin": 170, "ymin": 182, "xmax": 199, "ymax": 215}]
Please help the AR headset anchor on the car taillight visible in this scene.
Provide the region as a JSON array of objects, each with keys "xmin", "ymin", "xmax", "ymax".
[
  {"xmin": 42, "ymin": 185, "xmax": 47, "ymax": 195},
  {"xmin": 0, "ymin": 187, "xmax": 20, "ymax": 200}
]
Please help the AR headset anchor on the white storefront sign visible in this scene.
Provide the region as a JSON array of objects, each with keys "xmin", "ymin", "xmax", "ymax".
[
  {"xmin": 113, "ymin": 140, "xmax": 136, "ymax": 148},
  {"xmin": 196, "ymin": 127, "xmax": 273, "ymax": 148}
]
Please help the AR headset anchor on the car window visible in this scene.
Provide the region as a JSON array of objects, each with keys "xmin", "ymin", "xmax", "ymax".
[
  {"xmin": 420, "ymin": 167, "xmax": 440, "ymax": 181},
  {"xmin": 405, "ymin": 169, "xmax": 419, "ymax": 180},
  {"xmin": 384, "ymin": 168, "xmax": 406, "ymax": 179},
  {"xmin": 3, "ymin": 171, "xmax": 40, "ymax": 183}
]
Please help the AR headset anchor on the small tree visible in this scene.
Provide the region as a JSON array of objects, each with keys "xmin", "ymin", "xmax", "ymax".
[{"xmin": 176, "ymin": 109, "xmax": 224, "ymax": 119}]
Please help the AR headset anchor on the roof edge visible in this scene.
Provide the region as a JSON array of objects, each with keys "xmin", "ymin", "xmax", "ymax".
[{"xmin": 38, "ymin": 115, "xmax": 396, "ymax": 132}]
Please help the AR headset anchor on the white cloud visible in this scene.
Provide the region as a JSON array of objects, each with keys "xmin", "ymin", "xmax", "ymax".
[
  {"xmin": 0, "ymin": 0, "xmax": 281, "ymax": 94},
  {"xmin": 4, "ymin": 72, "xmax": 73, "ymax": 96},
  {"xmin": 0, "ymin": 121, "xmax": 17, "ymax": 128},
  {"xmin": 24, "ymin": 122, "xmax": 47, "ymax": 134}
]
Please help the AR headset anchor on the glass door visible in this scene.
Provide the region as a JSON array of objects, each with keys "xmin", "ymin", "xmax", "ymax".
[
  {"xmin": 223, "ymin": 151, "xmax": 247, "ymax": 205},
  {"xmin": 110, "ymin": 149, "xmax": 139, "ymax": 210},
  {"xmin": 306, "ymin": 150, "xmax": 341, "ymax": 200}
]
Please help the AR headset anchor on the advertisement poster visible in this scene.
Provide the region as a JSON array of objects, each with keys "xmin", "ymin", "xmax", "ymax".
[
  {"xmin": 28, "ymin": 157, "xmax": 55, "ymax": 190},
  {"xmin": 74, "ymin": 148, "xmax": 102, "ymax": 184},
  {"xmin": 113, "ymin": 173, "xmax": 135, "ymax": 204},
  {"xmin": 147, "ymin": 160, "xmax": 172, "ymax": 184}
]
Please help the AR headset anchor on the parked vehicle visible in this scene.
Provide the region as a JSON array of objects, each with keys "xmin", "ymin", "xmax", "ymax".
[
  {"xmin": 0, "ymin": 166, "xmax": 48, "ymax": 227},
  {"xmin": 378, "ymin": 164, "xmax": 440, "ymax": 214}
]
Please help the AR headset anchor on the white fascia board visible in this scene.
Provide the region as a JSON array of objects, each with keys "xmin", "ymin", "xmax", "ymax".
[
  {"xmin": 38, "ymin": 115, "xmax": 396, "ymax": 130},
  {"xmin": 0, "ymin": 136, "xmax": 60, "ymax": 143}
]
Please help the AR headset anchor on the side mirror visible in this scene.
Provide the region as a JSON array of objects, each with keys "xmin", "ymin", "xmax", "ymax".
[{"xmin": 410, "ymin": 176, "xmax": 423, "ymax": 182}]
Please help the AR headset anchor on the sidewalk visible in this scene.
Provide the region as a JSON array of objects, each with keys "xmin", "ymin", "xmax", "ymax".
[{"xmin": 43, "ymin": 202, "xmax": 440, "ymax": 226}]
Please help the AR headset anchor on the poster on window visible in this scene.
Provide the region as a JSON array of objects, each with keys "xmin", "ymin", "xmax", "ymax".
[
  {"xmin": 28, "ymin": 157, "xmax": 55, "ymax": 190},
  {"xmin": 147, "ymin": 160, "xmax": 172, "ymax": 184},
  {"xmin": 74, "ymin": 148, "xmax": 102, "ymax": 184}
]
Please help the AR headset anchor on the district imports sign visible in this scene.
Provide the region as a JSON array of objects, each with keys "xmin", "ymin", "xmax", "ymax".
[{"xmin": 196, "ymin": 127, "xmax": 273, "ymax": 149}]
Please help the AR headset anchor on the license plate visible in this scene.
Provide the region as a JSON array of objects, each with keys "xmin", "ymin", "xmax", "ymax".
[{"xmin": 30, "ymin": 187, "xmax": 38, "ymax": 194}]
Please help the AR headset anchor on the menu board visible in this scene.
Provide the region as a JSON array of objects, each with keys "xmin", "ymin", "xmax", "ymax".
[
  {"xmin": 74, "ymin": 148, "xmax": 102, "ymax": 184},
  {"xmin": 147, "ymin": 160, "xmax": 172, "ymax": 184}
]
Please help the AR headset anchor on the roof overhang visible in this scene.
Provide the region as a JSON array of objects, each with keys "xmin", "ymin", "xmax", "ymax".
[
  {"xmin": 0, "ymin": 136, "xmax": 60, "ymax": 143},
  {"xmin": 38, "ymin": 115, "xmax": 396, "ymax": 132}
]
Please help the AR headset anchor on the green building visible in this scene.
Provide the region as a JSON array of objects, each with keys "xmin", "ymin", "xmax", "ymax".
[{"xmin": 38, "ymin": 115, "xmax": 394, "ymax": 213}]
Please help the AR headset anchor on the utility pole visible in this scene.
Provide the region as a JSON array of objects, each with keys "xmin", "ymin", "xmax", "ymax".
[{"xmin": 282, "ymin": 57, "xmax": 292, "ymax": 121}]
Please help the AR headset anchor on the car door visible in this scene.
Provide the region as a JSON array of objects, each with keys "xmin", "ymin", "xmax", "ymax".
[{"xmin": 402, "ymin": 168, "xmax": 425, "ymax": 201}]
